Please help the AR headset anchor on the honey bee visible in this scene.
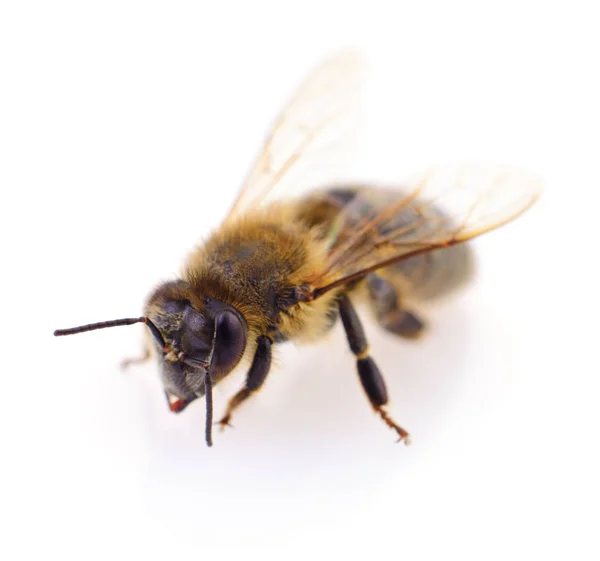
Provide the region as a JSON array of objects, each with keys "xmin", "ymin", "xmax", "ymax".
[{"xmin": 54, "ymin": 53, "xmax": 540, "ymax": 447}]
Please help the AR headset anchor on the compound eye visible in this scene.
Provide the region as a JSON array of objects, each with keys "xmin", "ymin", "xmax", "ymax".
[{"xmin": 211, "ymin": 311, "xmax": 247, "ymax": 376}]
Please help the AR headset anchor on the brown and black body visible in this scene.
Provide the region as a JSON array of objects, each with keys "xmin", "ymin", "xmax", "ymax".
[
  {"xmin": 143, "ymin": 185, "xmax": 475, "ymax": 443},
  {"xmin": 182, "ymin": 186, "xmax": 473, "ymax": 341}
]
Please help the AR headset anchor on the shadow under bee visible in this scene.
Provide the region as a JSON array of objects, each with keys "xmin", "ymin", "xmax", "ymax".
[
  {"xmin": 271, "ymin": 304, "xmax": 471, "ymax": 448},
  {"xmin": 134, "ymin": 305, "xmax": 472, "ymax": 533},
  {"xmin": 142, "ymin": 300, "xmax": 472, "ymax": 477}
]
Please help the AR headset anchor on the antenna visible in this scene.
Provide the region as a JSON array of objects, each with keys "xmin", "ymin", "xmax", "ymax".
[
  {"xmin": 204, "ymin": 371, "xmax": 214, "ymax": 447},
  {"xmin": 54, "ymin": 316, "xmax": 166, "ymax": 350}
]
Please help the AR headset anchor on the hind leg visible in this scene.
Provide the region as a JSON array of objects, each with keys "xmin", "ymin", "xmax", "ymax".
[{"xmin": 366, "ymin": 273, "xmax": 425, "ymax": 339}]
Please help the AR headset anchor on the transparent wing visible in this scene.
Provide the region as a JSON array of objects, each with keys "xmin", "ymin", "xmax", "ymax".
[
  {"xmin": 311, "ymin": 165, "xmax": 542, "ymax": 297},
  {"xmin": 226, "ymin": 51, "xmax": 365, "ymax": 220}
]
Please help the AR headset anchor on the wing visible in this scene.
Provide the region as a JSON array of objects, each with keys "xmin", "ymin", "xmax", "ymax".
[
  {"xmin": 226, "ymin": 51, "xmax": 365, "ymax": 220},
  {"xmin": 309, "ymin": 165, "xmax": 541, "ymax": 298}
]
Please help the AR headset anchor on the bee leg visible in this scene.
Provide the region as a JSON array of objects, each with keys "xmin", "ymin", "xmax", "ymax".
[
  {"xmin": 217, "ymin": 335, "xmax": 273, "ymax": 430},
  {"xmin": 120, "ymin": 343, "xmax": 152, "ymax": 371},
  {"xmin": 366, "ymin": 273, "xmax": 425, "ymax": 339},
  {"xmin": 338, "ymin": 293, "xmax": 410, "ymax": 444}
]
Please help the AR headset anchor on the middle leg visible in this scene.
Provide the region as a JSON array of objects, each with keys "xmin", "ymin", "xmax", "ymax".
[{"xmin": 338, "ymin": 293, "xmax": 410, "ymax": 444}]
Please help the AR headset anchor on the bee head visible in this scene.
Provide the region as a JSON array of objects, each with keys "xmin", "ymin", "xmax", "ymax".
[
  {"xmin": 53, "ymin": 279, "xmax": 248, "ymax": 447},
  {"xmin": 145, "ymin": 281, "xmax": 248, "ymax": 399}
]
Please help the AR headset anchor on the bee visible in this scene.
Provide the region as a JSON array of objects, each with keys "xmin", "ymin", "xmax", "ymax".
[{"xmin": 54, "ymin": 53, "xmax": 540, "ymax": 447}]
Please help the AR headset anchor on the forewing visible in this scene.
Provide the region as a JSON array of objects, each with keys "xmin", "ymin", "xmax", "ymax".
[
  {"xmin": 226, "ymin": 51, "xmax": 365, "ymax": 219},
  {"xmin": 312, "ymin": 165, "xmax": 541, "ymax": 296}
]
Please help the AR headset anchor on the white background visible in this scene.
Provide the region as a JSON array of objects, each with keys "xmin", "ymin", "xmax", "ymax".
[{"xmin": 1, "ymin": 1, "xmax": 599, "ymax": 559}]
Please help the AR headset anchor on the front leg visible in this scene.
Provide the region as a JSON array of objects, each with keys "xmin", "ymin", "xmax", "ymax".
[
  {"xmin": 120, "ymin": 341, "xmax": 152, "ymax": 370},
  {"xmin": 338, "ymin": 293, "xmax": 410, "ymax": 444},
  {"xmin": 218, "ymin": 335, "xmax": 273, "ymax": 429}
]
